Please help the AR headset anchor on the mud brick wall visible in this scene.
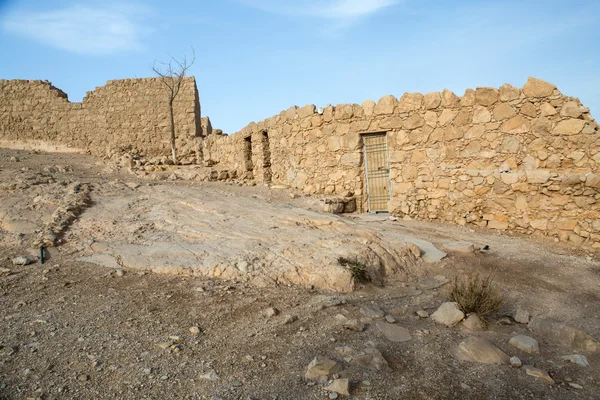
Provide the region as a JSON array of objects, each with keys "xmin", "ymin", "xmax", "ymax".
[
  {"xmin": 203, "ymin": 77, "xmax": 600, "ymax": 248},
  {"xmin": 0, "ymin": 77, "xmax": 201, "ymax": 158}
]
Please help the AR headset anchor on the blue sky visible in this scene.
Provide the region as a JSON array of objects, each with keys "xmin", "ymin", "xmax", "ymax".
[{"xmin": 0, "ymin": 0, "xmax": 598, "ymax": 133}]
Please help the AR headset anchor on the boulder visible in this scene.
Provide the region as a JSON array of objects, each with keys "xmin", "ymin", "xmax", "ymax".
[
  {"xmin": 450, "ymin": 337, "xmax": 510, "ymax": 365},
  {"xmin": 431, "ymin": 302, "xmax": 465, "ymax": 326},
  {"xmin": 509, "ymin": 335, "xmax": 539, "ymax": 354}
]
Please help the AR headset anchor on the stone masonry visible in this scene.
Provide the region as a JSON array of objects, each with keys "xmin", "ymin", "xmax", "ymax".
[
  {"xmin": 203, "ymin": 77, "xmax": 600, "ymax": 248},
  {"xmin": 0, "ymin": 77, "xmax": 201, "ymax": 159}
]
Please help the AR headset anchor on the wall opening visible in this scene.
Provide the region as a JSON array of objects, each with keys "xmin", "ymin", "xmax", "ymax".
[
  {"xmin": 362, "ymin": 133, "xmax": 391, "ymax": 213},
  {"xmin": 244, "ymin": 136, "xmax": 253, "ymax": 171},
  {"xmin": 261, "ymin": 131, "xmax": 272, "ymax": 183}
]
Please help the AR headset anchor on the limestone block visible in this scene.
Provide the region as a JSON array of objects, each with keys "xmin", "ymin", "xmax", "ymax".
[
  {"xmin": 585, "ymin": 173, "xmax": 600, "ymax": 189},
  {"xmin": 460, "ymin": 88, "xmax": 475, "ymax": 106},
  {"xmin": 374, "ymin": 95, "xmax": 397, "ymax": 115},
  {"xmin": 501, "ymin": 115, "xmax": 530, "ymax": 134},
  {"xmin": 453, "ymin": 110, "xmax": 471, "ymax": 126},
  {"xmin": 500, "ymin": 136, "xmax": 520, "ymax": 153},
  {"xmin": 493, "ymin": 103, "xmax": 516, "ymax": 121},
  {"xmin": 334, "ymin": 104, "xmax": 354, "ymax": 120},
  {"xmin": 362, "ymin": 100, "xmax": 375, "ymax": 116},
  {"xmin": 520, "ymin": 102, "xmax": 537, "ymax": 117},
  {"xmin": 540, "ymin": 103, "xmax": 557, "ymax": 116},
  {"xmin": 526, "ymin": 170, "xmax": 551, "ymax": 184},
  {"xmin": 340, "ymin": 152, "xmax": 362, "ymax": 167},
  {"xmin": 560, "ymin": 101, "xmax": 583, "ymax": 118},
  {"xmin": 465, "ymin": 125, "xmax": 485, "ymax": 139},
  {"xmin": 397, "ymin": 92, "xmax": 423, "ymax": 113},
  {"xmin": 424, "ymin": 110, "xmax": 438, "ymax": 127},
  {"xmin": 475, "ymin": 87, "xmax": 499, "ymax": 106},
  {"xmin": 553, "ymin": 119, "xmax": 586, "ymax": 136},
  {"xmin": 472, "ymin": 107, "xmax": 491, "ymax": 124},
  {"xmin": 523, "ymin": 77, "xmax": 556, "ymax": 98},
  {"xmin": 297, "ymin": 104, "xmax": 315, "ymax": 118},
  {"xmin": 499, "ymin": 83, "xmax": 520, "ymax": 101},
  {"xmin": 438, "ymin": 109, "xmax": 457, "ymax": 126},
  {"xmin": 441, "ymin": 89, "xmax": 460, "ymax": 108},
  {"xmin": 404, "ymin": 114, "xmax": 424, "ymax": 130},
  {"xmin": 443, "ymin": 125, "xmax": 463, "ymax": 141},
  {"xmin": 532, "ymin": 117, "xmax": 552, "ymax": 137},
  {"xmin": 424, "ymin": 92, "xmax": 442, "ymax": 109},
  {"xmin": 411, "ymin": 150, "xmax": 427, "ymax": 163}
]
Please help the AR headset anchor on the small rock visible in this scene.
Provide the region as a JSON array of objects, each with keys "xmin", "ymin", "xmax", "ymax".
[
  {"xmin": 416, "ymin": 310, "xmax": 429, "ymax": 318},
  {"xmin": 160, "ymin": 375, "xmax": 169, "ymax": 381},
  {"xmin": 360, "ymin": 305, "xmax": 385, "ymax": 318},
  {"xmin": 305, "ymin": 356, "xmax": 341, "ymax": 383},
  {"xmin": 12, "ymin": 256, "xmax": 34, "ymax": 266},
  {"xmin": 324, "ymin": 378, "xmax": 350, "ymax": 396},
  {"xmin": 142, "ymin": 368, "xmax": 152, "ymax": 375},
  {"xmin": 510, "ymin": 356, "xmax": 522, "ymax": 368},
  {"xmin": 78, "ymin": 374, "xmax": 89, "ymax": 382},
  {"xmin": 385, "ymin": 315, "xmax": 396, "ymax": 323},
  {"xmin": 349, "ymin": 346, "xmax": 389, "ymax": 371},
  {"xmin": 189, "ymin": 326, "xmax": 201, "ymax": 335},
  {"xmin": 281, "ymin": 315, "xmax": 297, "ymax": 325},
  {"xmin": 443, "ymin": 241, "xmax": 475, "ymax": 253},
  {"xmin": 450, "ymin": 337, "xmax": 510, "ymax": 365},
  {"xmin": 509, "ymin": 335, "xmax": 539, "ymax": 354},
  {"xmin": 343, "ymin": 319, "xmax": 366, "ymax": 332},
  {"xmin": 497, "ymin": 317, "xmax": 512, "ymax": 325},
  {"xmin": 431, "ymin": 302, "xmax": 465, "ymax": 327},
  {"xmin": 0, "ymin": 267, "xmax": 11, "ymax": 275},
  {"xmin": 263, "ymin": 307, "xmax": 279, "ymax": 318},
  {"xmin": 523, "ymin": 365, "xmax": 554, "ymax": 384},
  {"xmin": 559, "ymin": 354, "xmax": 589, "ymax": 367},
  {"xmin": 460, "ymin": 314, "xmax": 486, "ymax": 331},
  {"xmin": 114, "ymin": 269, "xmax": 125, "ymax": 277},
  {"xmin": 375, "ymin": 320, "xmax": 411, "ymax": 342},
  {"xmin": 232, "ymin": 380, "xmax": 243, "ymax": 387},
  {"xmin": 328, "ymin": 393, "xmax": 338, "ymax": 400},
  {"xmin": 198, "ymin": 370, "xmax": 220, "ymax": 381},
  {"xmin": 568, "ymin": 383, "xmax": 583, "ymax": 390},
  {"xmin": 513, "ymin": 306, "xmax": 530, "ymax": 324}
]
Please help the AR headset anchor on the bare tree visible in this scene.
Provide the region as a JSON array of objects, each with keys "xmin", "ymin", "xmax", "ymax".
[{"xmin": 152, "ymin": 48, "xmax": 195, "ymax": 163}]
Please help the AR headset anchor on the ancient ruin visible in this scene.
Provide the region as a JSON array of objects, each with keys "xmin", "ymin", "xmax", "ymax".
[{"xmin": 2, "ymin": 76, "xmax": 599, "ymax": 248}]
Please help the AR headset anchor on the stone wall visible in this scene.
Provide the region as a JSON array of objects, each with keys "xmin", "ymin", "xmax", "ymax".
[
  {"xmin": 0, "ymin": 77, "xmax": 201, "ymax": 159},
  {"xmin": 203, "ymin": 77, "xmax": 600, "ymax": 248}
]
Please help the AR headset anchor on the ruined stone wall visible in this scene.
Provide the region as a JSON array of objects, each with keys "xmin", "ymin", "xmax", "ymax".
[
  {"xmin": 0, "ymin": 77, "xmax": 201, "ymax": 159},
  {"xmin": 204, "ymin": 77, "xmax": 600, "ymax": 248}
]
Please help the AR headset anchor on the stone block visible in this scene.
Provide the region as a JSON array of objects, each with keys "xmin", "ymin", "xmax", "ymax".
[
  {"xmin": 397, "ymin": 92, "xmax": 423, "ymax": 113},
  {"xmin": 423, "ymin": 91, "xmax": 441, "ymax": 109},
  {"xmin": 499, "ymin": 83, "xmax": 520, "ymax": 101},
  {"xmin": 553, "ymin": 119, "xmax": 586, "ymax": 135},
  {"xmin": 374, "ymin": 95, "xmax": 397, "ymax": 115},
  {"xmin": 523, "ymin": 77, "xmax": 556, "ymax": 98},
  {"xmin": 475, "ymin": 87, "xmax": 499, "ymax": 106}
]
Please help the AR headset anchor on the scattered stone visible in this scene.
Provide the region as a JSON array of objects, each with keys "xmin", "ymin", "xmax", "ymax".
[
  {"xmin": 528, "ymin": 318, "xmax": 599, "ymax": 353},
  {"xmin": 305, "ymin": 356, "xmax": 341, "ymax": 383},
  {"xmin": 262, "ymin": 307, "xmax": 279, "ymax": 318},
  {"xmin": 460, "ymin": 314, "xmax": 486, "ymax": 331},
  {"xmin": 375, "ymin": 320, "xmax": 411, "ymax": 342},
  {"xmin": 343, "ymin": 319, "xmax": 366, "ymax": 332},
  {"xmin": 416, "ymin": 310, "xmax": 429, "ymax": 318},
  {"xmin": 360, "ymin": 305, "xmax": 385, "ymax": 318},
  {"xmin": 281, "ymin": 315, "xmax": 298, "ymax": 325},
  {"xmin": 510, "ymin": 356, "xmax": 522, "ymax": 368},
  {"xmin": 142, "ymin": 368, "xmax": 152, "ymax": 375},
  {"xmin": 78, "ymin": 374, "xmax": 89, "ymax": 382},
  {"xmin": 418, "ymin": 275, "xmax": 449, "ymax": 289},
  {"xmin": 523, "ymin": 365, "xmax": 554, "ymax": 384},
  {"xmin": 443, "ymin": 241, "xmax": 475, "ymax": 253},
  {"xmin": 198, "ymin": 370, "xmax": 220, "ymax": 381},
  {"xmin": 497, "ymin": 317, "xmax": 512, "ymax": 325},
  {"xmin": 509, "ymin": 335, "xmax": 539, "ymax": 354},
  {"xmin": 513, "ymin": 306, "xmax": 530, "ymax": 324},
  {"xmin": 325, "ymin": 378, "xmax": 350, "ymax": 396},
  {"xmin": 328, "ymin": 393, "xmax": 339, "ymax": 400},
  {"xmin": 12, "ymin": 256, "xmax": 34, "ymax": 266},
  {"xmin": 321, "ymin": 298, "xmax": 347, "ymax": 309},
  {"xmin": 559, "ymin": 354, "xmax": 589, "ymax": 367},
  {"xmin": 189, "ymin": 326, "xmax": 201, "ymax": 335},
  {"xmin": 114, "ymin": 269, "xmax": 125, "ymax": 277},
  {"xmin": 0, "ymin": 267, "xmax": 11, "ymax": 275},
  {"xmin": 431, "ymin": 302, "xmax": 465, "ymax": 327},
  {"xmin": 350, "ymin": 346, "xmax": 390, "ymax": 371},
  {"xmin": 450, "ymin": 337, "xmax": 510, "ymax": 365},
  {"xmin": 568, "ymin": 383, "xmax": 583, "ymax": 390},
  {"xmin": 385, "ymin": 315, "xmax": 396, "ymax": 323}
]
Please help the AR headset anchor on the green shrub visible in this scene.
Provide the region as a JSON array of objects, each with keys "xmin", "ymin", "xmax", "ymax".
[{"xmin": 337, "ymin": 257, "xmax": 371, "ymax": 284}]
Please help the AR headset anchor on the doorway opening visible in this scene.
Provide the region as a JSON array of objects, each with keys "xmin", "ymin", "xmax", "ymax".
[
  {"xmin": 261, "ymin": 131, "xmax": 272, "ymax": 182},
  {"xmin": 244, "ymin": 136, "xmax": 253, "ymax": 171},
  {"xmin": 362, "ymin": 133, "xmax": 391, "ymax": 213}
]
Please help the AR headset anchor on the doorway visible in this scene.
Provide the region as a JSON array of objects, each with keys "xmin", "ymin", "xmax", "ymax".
[
  {"xmin": 261, "ymin": 131, "xmax": 272, "ymax": 182},
  {"xmin": 244, "ymin": 136, "xmax": 253, "ymax": 171},
  {"xmin": 362, "ymin": 133, "xmax": 391, "ymax": 212}
]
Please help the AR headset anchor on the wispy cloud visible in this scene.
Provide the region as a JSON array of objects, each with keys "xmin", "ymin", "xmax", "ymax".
[
  {"xmin": 241, "ymin": 0, "xmax": 396, "ymax": 21},
  {"xmin": 0, "ymin": 4, "xmax": 151, "ymax": 55}
]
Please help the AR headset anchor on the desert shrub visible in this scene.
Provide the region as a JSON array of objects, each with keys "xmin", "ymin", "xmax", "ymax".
[
  {"xmin": 448, "ymin": 272, "xmax": 505, "ymax": 316},
  {"xmin": 337, "ymin": 257, "xmax": 371, "ymax": 283}
]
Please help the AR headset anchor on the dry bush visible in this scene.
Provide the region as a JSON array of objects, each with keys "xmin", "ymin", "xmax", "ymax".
[
  {"xmin": 448, "ymin": 272, "xmax": 505, "ymax": 316},
  {"xmin": 337, "ymin": 257, "xmax": 371, "ymax": 284}
]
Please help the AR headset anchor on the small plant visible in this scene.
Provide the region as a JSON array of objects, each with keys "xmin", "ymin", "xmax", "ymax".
[
  {"xmin": 338, "ymin": 257, "xmax": 371, "ymax": 284},
  {"xmin": 448, "ymin": 272, "xmax": 505, "ymax": 316}
]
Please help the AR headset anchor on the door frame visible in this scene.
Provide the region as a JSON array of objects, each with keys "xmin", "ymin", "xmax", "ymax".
[{"xmin": 362, "ymin": 132, "xmax": 392, "ymax": 213}]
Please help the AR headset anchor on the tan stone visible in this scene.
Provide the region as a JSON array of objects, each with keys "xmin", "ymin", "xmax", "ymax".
[
  {"xmin": 404, "ymin": 114, "xmax": 424, "ymax": 130},
  {"xmin": 557, "ymin": 220, "xmax": 578, "ymax": 230},
  {"xmin": 441, "ymin": 89, "xmax": 460, "ymax": 108},
  {"xmin": 450, "ymin": 337, "xmax": 510, "ymax": 365},
  {"xmin": 499, "ymin": 83, "xmax": 520, "ymax": 101},
  {"xmin": 530, "ymin": 219, "xmax": 549, "ymax": 231},
  {"xmin": 453, "ymin": 110, "xmax": 471, "ymax": 126},
  {"xmin": 362, "ymin": 100, "xmax": 375, "ymax": 116},
  {"xmin": 501, "ymin": 115, "xmax": 530, "ymax": 134},
  {"xmin": 523, "ymin": 77, "xmax": 556, "ymax": 98},
  {"xmin": 526, "ymin": 170, "xmax": 551, "ymax": 184},
  {"xmin": 340, "ymin": 152, "xmax": 362, "ymax": 166},
  {"xmin": 438, "ymin": 109, "xmax": 457, "ymax": 126},
  {"xmin": 472, "ymin": 107, "xmax": 491, "ymax": 124},
  {"xmin": 493, "ymin": 103, "xmax": 516, "ymax": 121},
  {"xmin": 553, "ymin": 119, "xmax": 585, "ymax": 135},
  {"xmin": 520, "ymin": 102, "xmax": 537, "ymax": 117},
  {"xmin": 461, "ymin": 89, "xmax": 475, "ymax": 106},
  {"xmin": 585, "ymin": 173, "xmax": 600, "ymax": 189},
  {"xmin": 411, "ymin": 150, "xmax": 427, "ymax": 163},
  {"xmin": 464, "ymin": 125, "xmax": 485, "ymax": 139},
  {"xmin": 396, "ymin": 92, "xmax": 423, "ymax": 113},
  {"xmin": 379, "ymin": 116, "xmax": 404, "ymax": 130},
  {"xmin": 423, "ymin": 91, "xmax": 442, "ymax": 109},
  {"xmin": 443, "ymin": 125, "xmax": 463, "ymax": 141},
  {"xmin": 560, "ymin": 101, "xmax": 583, "ymax": 118},
  {"xmin": 374, "ymin": 95, "xmax": 397, "ymax": 115},
  {"xmin": 532, "ymin": 117, "xmax": 552, "ymax": 137},
  {"xmin": 475, "ymin": 87, "xmax": 499, "ymax": 106},
  {"xmin": 488, "ymin": 220, "xmax": 508, "ymax": 230},
  {"xmin": 297, "ymin": 104, "xmax": 315, "ymax": 118},
  {"xmin": 334, "ymin": 104, "xmax": 353, "ymax": 120},
  {"xmin": 540, "ymin": 103, "xmax": 557, "ymax": 116},
  {"xmin": 424, "ymin": 111, "xmax": 438, "ymax": 127},
  {"xmin": 500, "ymin": 136, "xmax": 520, "ymax": 153}
]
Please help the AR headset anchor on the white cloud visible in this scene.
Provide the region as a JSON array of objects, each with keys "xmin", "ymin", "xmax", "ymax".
[
  {"xmin": 241, "ymin": 0, "xmax": 397, "ymax": 20},
  {"xmin": 1, "ymin": 4, "xmax": 151, "ymax": 55}
]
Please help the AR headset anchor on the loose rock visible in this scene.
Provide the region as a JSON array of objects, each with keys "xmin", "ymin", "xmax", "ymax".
[
  {"xmin": 559, "ymin": 354, "xmax": 589, "ymax": 367},
  {"xmin": 510, "ymin": 356, "xmax": 522, "ymax": 368},
  {"xmin": 324, "ymin": 378, "xmax": 350, "ymax": 396},
  {"xmin": 509, "ymin": 335, "xmax": 539, "ymax": 354},
  {"xmin": 12, "ymin": 256, "xmax": 35, "ymax": 266},
  {"xmin": 375, "ymin": 320, "xmax": 411, "ymax": 342},
  {"xmin": 450, "ymin": 337, "xmax": 510, "ymax": 365},
  {"xmin": 431, "ymin": 302, "xmax": 465, "ymax": 327},
  {"xmin": 460, "ymin": 314, "xmax": 486, "ymax": 331},
  {"xmin": 360, "ymin": 305, "xmax": 385, "ymax": 318},
  {"xmin": 305, "ymin": 356, "xmax": 341, "ymax": 383},
  {"xmin": 513, "ymin": 306, "xmax": 530, "ymax": 324},
  {"xmin": 343, "ymin": 319, "xmax": 366, "ymax": 332},
  {"xmin": 523, "ymin": 365, "xmax": 554, "ymax": 384}
]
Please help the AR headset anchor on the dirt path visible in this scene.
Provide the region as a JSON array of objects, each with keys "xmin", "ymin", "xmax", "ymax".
[{"xmin": 0, "ymin": 149, "xmax": 599, "ymax": 400}]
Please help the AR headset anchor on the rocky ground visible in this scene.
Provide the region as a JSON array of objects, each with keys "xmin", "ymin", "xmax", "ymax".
[{"xmin": 0, "ymin": 149, "xmax": 599, "ymax": 400}]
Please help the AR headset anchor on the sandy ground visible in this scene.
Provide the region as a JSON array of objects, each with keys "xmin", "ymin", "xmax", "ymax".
[{"xmin": 0, "ymin": 148, "xmax": 599, "ymax": 400}]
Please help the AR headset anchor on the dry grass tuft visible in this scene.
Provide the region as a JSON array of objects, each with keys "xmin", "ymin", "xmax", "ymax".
[
  {"xmin": 337, "ymin": 257, "xmax": 371, "ymax": 284},
  {"xmin": 448, "ymin": 272, "xmax": 505, "ymax": 316}
]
